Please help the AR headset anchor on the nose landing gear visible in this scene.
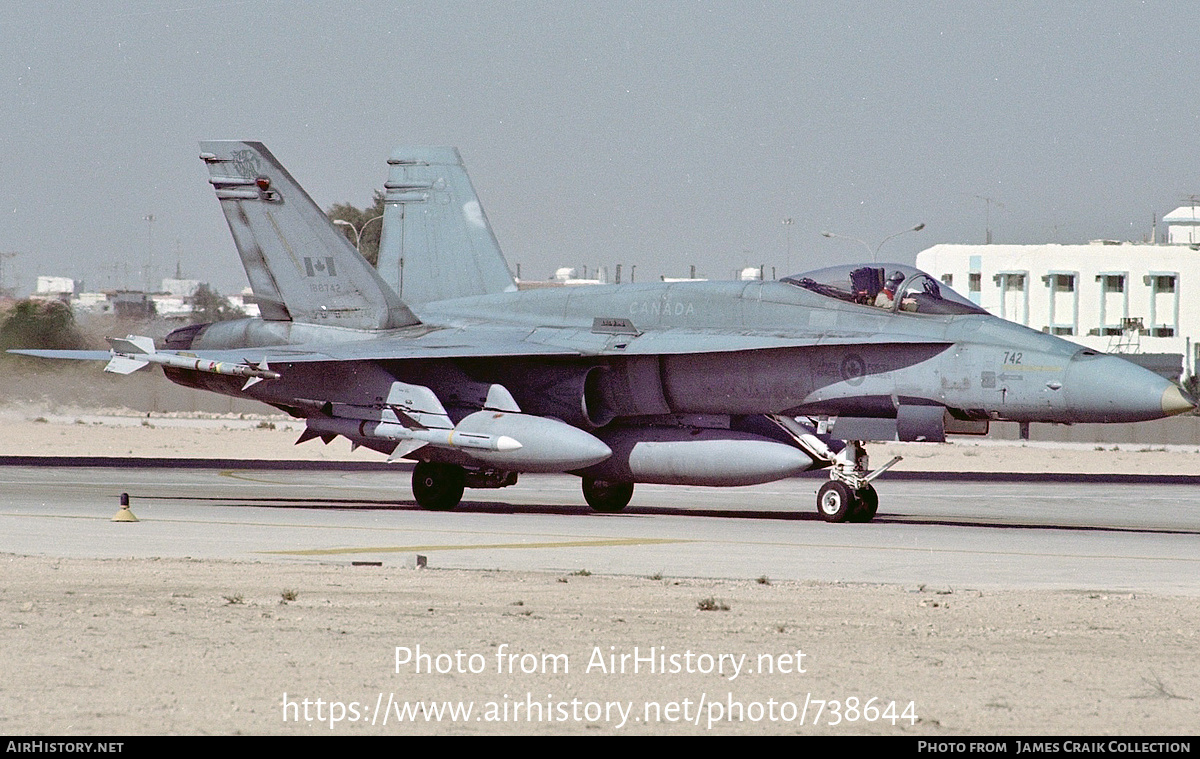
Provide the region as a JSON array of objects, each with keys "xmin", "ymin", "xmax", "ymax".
[
  {"xmin": 813, "ymin": 440, "xmax": 896, "ymax": 523},
  {"xmin": 768, "ymin": 415, "xmax": 899, "ymax": 524}
]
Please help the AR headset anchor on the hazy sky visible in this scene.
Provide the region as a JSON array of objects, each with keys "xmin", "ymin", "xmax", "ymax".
[{"xmin": 3, "ymin": 1, "xmax": 1196, "ymax": 295}]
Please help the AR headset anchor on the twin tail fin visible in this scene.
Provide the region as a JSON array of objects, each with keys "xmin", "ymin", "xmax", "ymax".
[{"xmin": 199, "ymin": 141, "xmax": 418, "ymax": 330}]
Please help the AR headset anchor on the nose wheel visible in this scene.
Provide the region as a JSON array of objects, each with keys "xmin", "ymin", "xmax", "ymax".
[
  {"xmin": 817, "ymin": 480, "xmax": 853, "ymax": 521},
  {"xmin": 816, "ymin": 481, "xmax": 878, "ymax": 523}
]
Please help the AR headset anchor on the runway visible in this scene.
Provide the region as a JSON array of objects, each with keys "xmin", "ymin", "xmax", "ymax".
[{"xmin": 2, "ymin": 461, "xmax": 1199, "ymax": 595}]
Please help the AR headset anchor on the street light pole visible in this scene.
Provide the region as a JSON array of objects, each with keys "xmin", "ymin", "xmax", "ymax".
[
  {"xmin": 333, "ymin": 215, "xmax": 384, "ymax": 253},
  {"xmin": 819, "ymin": 229, "xmax": 872, "ymax": 260},
  {"xmin": 820, "ymin": 223, "xmax": 925, "ymax": 263},
  {"xmin": 782, "ymin": 217, "xmax": 793, "ymax": 273},
  {"xmin": 874, "ymin": 223, "xmax": 925, "ymax": 261}
]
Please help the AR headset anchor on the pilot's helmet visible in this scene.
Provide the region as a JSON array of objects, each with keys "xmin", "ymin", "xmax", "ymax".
[{"xmin": 886, "ymin": 271, "xmax": 905, "ymax": 289}]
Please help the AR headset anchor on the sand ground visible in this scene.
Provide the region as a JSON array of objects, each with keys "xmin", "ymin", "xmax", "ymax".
[
  {"xmin": 1, "ymin": 406, "xmax": 1198, "ymax": 735},
  {"xmin": 3, "ymin": 555, "xmax": 1198, "ymax": 735}
]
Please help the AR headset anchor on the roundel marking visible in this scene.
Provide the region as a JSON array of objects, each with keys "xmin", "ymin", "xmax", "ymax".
[{"xmin": 840, "ymin": 353, "xmax": 867, "ymax": 386}]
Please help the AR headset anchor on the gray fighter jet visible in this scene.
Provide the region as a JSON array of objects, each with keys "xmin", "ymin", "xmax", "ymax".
[{"xmin": 15, "ymin": 142, "xmax": 1195, "ymax": 522}]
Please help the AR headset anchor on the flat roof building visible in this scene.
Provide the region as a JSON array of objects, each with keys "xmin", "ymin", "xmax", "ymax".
[{"xmin": 916, "ymin": 236, "xmax": 1197, "ymax": 378}]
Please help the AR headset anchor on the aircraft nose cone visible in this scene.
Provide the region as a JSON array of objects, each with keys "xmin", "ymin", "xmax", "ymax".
[
  {"xmin": 1065, "ymin": 353, "xmax": 1195, "ymax": 422},
  {"xmin": 1161, "ymin": 384, "xmax": 1197, "ymax": 417}
]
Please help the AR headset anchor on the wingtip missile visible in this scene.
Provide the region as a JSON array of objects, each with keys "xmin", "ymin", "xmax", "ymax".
[{"xmin": 103, "ymin": 335, "xmax": 281, "ymax": 384}]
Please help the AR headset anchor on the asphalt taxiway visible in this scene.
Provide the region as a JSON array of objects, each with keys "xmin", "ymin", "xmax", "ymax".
[{"xmin": 1, "ymin": 461, "xmax": 1198, "ymax": 595}]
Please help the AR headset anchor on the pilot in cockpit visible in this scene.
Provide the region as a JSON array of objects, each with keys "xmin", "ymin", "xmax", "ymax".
[{"xmin": 874, "ymin": 270, "xmax": 915, "ymax": 311}]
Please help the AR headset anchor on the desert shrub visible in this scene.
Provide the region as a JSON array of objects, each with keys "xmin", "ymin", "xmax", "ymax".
[{"xmin": 0, "ymin": 299, "xmax": 87, "ymax": 352}]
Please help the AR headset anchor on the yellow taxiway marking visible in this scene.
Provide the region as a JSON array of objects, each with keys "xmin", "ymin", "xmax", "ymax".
[{"xmin": 263, "ymin": 537, "xmax": 688, "ymax": 556}]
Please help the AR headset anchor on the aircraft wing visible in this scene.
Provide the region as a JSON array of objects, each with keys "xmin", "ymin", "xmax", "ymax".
[
  {"xmin": 9, "ymin": 326, "xmax": 950, "ymax": 365},
  {"xmin": 7, "ymin": 328, "xmax": 582, "ymax": 366}
]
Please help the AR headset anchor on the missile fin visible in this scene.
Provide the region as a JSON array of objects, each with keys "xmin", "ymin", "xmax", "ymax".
[
  {"xmin": 295, "ymin": 427, "xmax": 322, "ymax": 445},
  {"xmin": 107, "ymin": 335, "xmax": 156, "ymax": 355},
  {"xmin": 384, "ymin": 381, "xmax": 453, "ymax": 429},
  {"xmin": 484, "ymin": 384, "xmax": 521, "ymax": 412},
  {"xmin": 387, "ymin": 440, "xmax": 427, "ymax": 461},
  {"xmin": 104, "ymin": 355, "xmax": 150, "ymax": 375}
]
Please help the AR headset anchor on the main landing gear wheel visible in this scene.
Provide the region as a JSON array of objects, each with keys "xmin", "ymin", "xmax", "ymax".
[
  {"xmin": 581, "ymin": 477, "xmax": 634, "ymax": 513},
  {"xmin": 816, "ymin": 480, "xmax": 854, "ymax": 522},
  {"xmin": 412, "ymin": 462, "xmax": 465, "ymax": 511}
]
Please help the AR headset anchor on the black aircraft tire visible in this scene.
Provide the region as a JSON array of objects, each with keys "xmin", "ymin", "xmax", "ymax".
[
  {"xmin": 582, "ymin": 477, "xmax": 634, "ymax": 513},
  {"xmin": 848, "ymin": 484, "xmax": 879, "ymax": 523},
  {"xmin": 817, "ymin": 480, "xmax": 854, "ymax": 523},
  {"xmin": 412, "ymin": 462, "xmax": 465, "ymax": 511}
]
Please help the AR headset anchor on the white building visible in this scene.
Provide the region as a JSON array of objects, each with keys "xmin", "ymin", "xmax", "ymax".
[
  {"xmin": 916, "ymin": 235, "xmax": 1197, "ymax": 375},
  {"xmin": 1163, "ymin": 205, "xmax": 1200, "ymax": 245},
  {"xmin": 72, "ymin": 292, "xmax": 113, "ymax": 314},
  {"xmin": 32, "ymin": 276, "xmax": 79, "ymax": 301},
  {"xmin": 227, "ymin": 288, "xmax": 261, "ymax": 318},
  {"xmin": 160, "ymin": 278, "xmax": 200, "ymax": 297}
]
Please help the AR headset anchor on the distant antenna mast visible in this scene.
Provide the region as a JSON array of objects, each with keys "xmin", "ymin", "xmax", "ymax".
[
  {"xmin": 973, "ymin": 195, "xmax": 1005, "ymax": 244},
  {"xmin": 0, "ymin": 251, "xmax": 18, "ymax": 297},
  {"xmin": 144, "ymin": 213, "xmax": 155, "ymax": 293}
]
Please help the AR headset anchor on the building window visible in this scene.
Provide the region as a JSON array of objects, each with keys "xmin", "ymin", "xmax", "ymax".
[
  {"xmin": 1043, "ymin": 271, "xmax": 1078, "ymax": 336},
  {"xmin": 1096, "ymin": 272, "xmax": 1128, "ymax": 336},
  {"xmin": 940, "ymin": 274, "xmax": 953, "ymax": 287},
  {"xmin": 968, "ymin": 273, "xmax": 981, "ymax": 292},
  {"xmin": 1151, "ymin": 275, "xmax": 1175, "ymax": 293},
  {"xmin": 1145, "ymin": 272, "xmax": 1179, "ymax": 339},
  {"xmin": 993, "ymin": 271, "xmax": 1028, "ymax": 325}
]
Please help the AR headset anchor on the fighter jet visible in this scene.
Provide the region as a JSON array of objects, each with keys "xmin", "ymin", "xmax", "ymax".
[{"xmin": 14, "ymin": 142, "xmax": 1195, "ymax": 522}]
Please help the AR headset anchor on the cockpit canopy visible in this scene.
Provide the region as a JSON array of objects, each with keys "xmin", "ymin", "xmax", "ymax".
[{"xmin": 781, "ymin": 264, "xmax": 987, "ymax": 316}]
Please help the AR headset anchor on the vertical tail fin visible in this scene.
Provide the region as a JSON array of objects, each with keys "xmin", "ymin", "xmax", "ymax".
[
  {"xmin": 199, "ymin": 141, "xmax": 418, "ymax": 330},
  {"xmin": 376, "ymin": 147, "xmax": 517, "ymax": 305}
]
